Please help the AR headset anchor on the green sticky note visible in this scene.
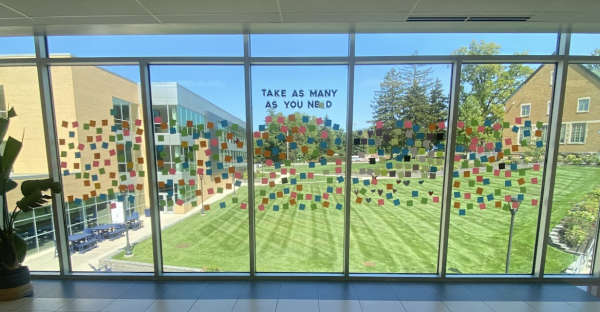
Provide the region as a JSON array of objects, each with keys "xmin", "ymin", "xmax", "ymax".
[
  {"xmin": 284, "ymin": 160, "xmax": 291, "ymax": 166},
  {"xmin": 112, "ymin": 180, "xmax": 118, "ymax": 186},
  {"xmin": 162, "ymin": 168, "xmax": 168, "ymax": 175},
  {"xmin": 536, "ymin": 121, "xmax": 543, "ymax": 128},
  {"xmin": 133, "ymin": 144, "xmax": 140, "ymax": 151},
  {"xmin": 191, "ymin": 201, "xmax": 198, "ymax": 207},
  {"xmin": 160, "ymin": 151, "xmax": 167, "ymax": 158},
  {"xmin": 170, "ymin": 119, "xmax": 176, "ymax": 127},
  {"xmin": 521, "ymin": 140, "xmax": 528, "ymax": 147},
  {"xmin": 260, "ymin": 189, "xmax": 266, "ymax": 196},
  {"xmin": 494, "ymin": 131, "xmax": 501, "ymax": 138},
  {"xmin": 437, "ymin": 151, "xmax": 444, "ymax": 157},
  {"xmin": 520, "ymin": 187, "xmax": 527, "ymax": 193},
  {"xmin": 495, "ymin": 189, "xmax": 501, "ymax": 195},
  {"xmin": 467, "ymin": 203, "xmax": 474, "ymax": 210},
  {"xmin": 503, "ymin": 121, "xmax": 510, "ymax": 128},
  {"xmin": 232, "ymin": 197, "xmax": 238, "ymax": 204},
  {"xmin": 167, "ymin": 199, "xmax": 174, "ymax": 206},
  {"xmin": 311, "ymin": 203, "xmax": 317, "ymax": 210},
  {"xmin": 327, "ymin": 177, "xmax": 334, "ymax": 183},
  {"xmin": 312, "ymin": 150, "xmax": 319, "ymax": 157},
  {"xmin": 504, "ymin": 149, "xmax": 511, "ymax": 156},
  {"xmin": 421, "ymin": 198, "xmax": 428, "ymax": 204},
  {"xmin": 138, "ymin": 171, "xmax": 145, "ymax": 177},
  {"xmin": 99, "ymin": 168, "xmax": 106, "ymax": 175},
  {"xmin": 232, "ymin": 124, "xmax": 239, "ymax": 131},
  {"xmin": 117, "ymin": 134, "xmax": 124, "ymax": 141},
  {"xmin": 84, "ymin": 123, "xmax": 90, "ymax": 130},
  {"xmin": 471, "ymin": 120, "xmax": 479, "ymax": 127},
  {"xmin": 83, "ymin": 172, "xmax": 89, "ymax": 179},
  {"xmin": 217, "ymin": 187, "xmax": 223, "ymax": 193},
  {"xmin": 216, "ymin": 130, "xmax": 222, "ymax": 136},
  {"xmin": 462, "ymin": 161, "xmax": 469, "ymax": 169},
  {"xmin": 181, "ymin": 128, "xmax": 188, "ymax": 136},
  {"xmin": 519, "ymin": 169, "xmax": 526, "ymax": 176},
  {"xmin": 391, "ymin": 138, "xmax": 398, "ymax": 145},
  {"xmin": 308, "ymin": 125, "xmax": 316, "ymax": 131},
  {"xmin": 68, "ymin": 142, "xmax": 75, "ymax": 150},
  {"xmin": 360, "ymin": 188, "xmax": 367, "ymax": 195},
  {"xmin": 96, "ymin": 128, "xmax": 102, "ymax": 134},
  {"xmin": 109, "ymin": 135, "xmax": 116, "ymax": 142},
  {"xmin": 269, "ymin": 123, "xmax": 278, "ymax": 131},
  {"xmin": 120, "ymin": 175, "xmax": 127, "ymax": 181},
  {"xmin": 118, "ymin": 155, "xmax": 125, "ymax": 162},
  {"xmin": 60, "ymin": 151, "xmax": 67, "ymax": 157},
  {"xmin": 486, "ymin": 165, "xmax": 493, "ymax": 173},
  {"xmin": 503, "ymin": 203, "xmax": 510, "ymax": 211},
  {"xmin": 212, "ymin": 155, "xmax": 219, "ymax": 160},
  {"xmin": 187, "ymin": 152, "xmax": 193, "ymax": 159},
  {"xmin": 407, "ymin": 200, "xmax": 414, "ymax": 207},
  {"xmin": 107, "ymin": 188, "xmax": 115, "ymax": 196},
  {"xmin": 298, "ymin": 194, "xmax": 304, "ymax": 200},
  {"xmin": 474, "ymin": 160, "xmax": 481, "ymax": 167},
  {"xmin": 468, "ymin": 180, "xmax": 475, "ymax": 187},
  {"xmin": 193, "ymin": 144, "xmax": 199, "ymax": 151},
  {"xmin": 418, "ymin": 147, "xmax": 426, "ymax": 154},
  {"xmin": 75, "ymin": 173, "xmax": 81, "ymax": 179},
  {"xmin": 368, "ymin": 147, "xmax": 376, "ymax": 153},
  {"xmin": 198, "ymin": 124, "xmax": 205, "ymax": 131},
  {"xmin": 283, "ymin": 203, "xmax": 289, "ymax": 209}
]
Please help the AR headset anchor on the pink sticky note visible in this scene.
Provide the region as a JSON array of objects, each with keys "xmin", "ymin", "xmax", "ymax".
[
  {"xmin": 254, "ymin": 131, "xmax": 261, "ymax": 138},
  {"xmin": 169, "ymin": 168, "xmax": 176, "ymax": 175},
  {"xmin": 262, "ymin": 178, "xmax": 268, "ymax": 184},
  {"xmin": 457, "ymin": 121, "xmax": 465, "ymax": 129},
  {"xmin": 204, "ymin": 149, "xmax": 212, "ymax": 156},
  {"xmin": 512, "ymin": 201, "xmax": 520, "ymax": 208},
  {"xmin": 123, "ymin": 129, "xmax": 130, "ymax": 136},
  {"xmin": 465, "ymin": 193, "xmax": 472, "ymax": 199},
  {"xmin": 454, "ymin": 155, "xmax": 461, "ymax": 162},
  {"xmin": 136, "ymin": 136, "xmax": 142, "ymax": 143},
  {"xmin": 258, "ymin": 204, "xmax": 265, "ymax": 211},
  {"xmin": 336, "ymin": 187, "xmax": 342, "ymax": 194},
  {"xmin": 240, "ymin": 203, "xmax": 247, "ymax": 210},
  {"xmin": 433, "ymin": 196, "xmax": 440, "ymax": 203},
  {"xmin": 208, "ymin": 188, "xmax": 215, "ymax": 195},
  {"xmin": 128, "ymin": 184, "xmax": 134, "ymax": 191},
  {"xmin": 505, "ymin": 171, "xmax": 511, "ymax": 177},
  {"xmin": 266, "ymin": 159, "xmax": 273, "ymax": 166},
  {"xmin": 78, "ymin": 143, "xmax": 85, "ymax": 151},
  {"xmin": 493, "ymin": 123, "xmax": 501, "ymax": 131},
  {"xmin": 277, "ymin": 116, "xmax": 285, "ymax": 124},
  {"xmin": 306, "ymin": 194, "xmax": 312, "ymax": 200},
  {"xmin": 316, "ymin": 117, "xmax": 323, "ymax": 125},
  {"xmin": 479, "ymin": 203, "xmax": 486, "ymax": 210},
  {"xmin": 104, "ymin": 159, "xmax": 111, "ymax": 166},
  {"xmin": 378, "ymin": 199, "xmax": 384, "ymax": 205},
  {"xmin": 188, "ymin": 179, "xmax": 196, "ymax": 186},
  {"xmin": 72, "ymin": 121, "xmax": 79, "ymax": 128},
  {"xmin": 291, "ymin": 192, "xmax": 297, "ymax": 199},
  {"xmin": 505, "ymin": 195, "xmax": 512, "ymax": 202},
  {"xmin": 93, "ymin": 161, "xmax": 99, "ymax": 167},
  {"xmin": 473, "ymin": 168, "xmax": 480, "ymax": 174},
  {"xmin": 177, "ymin": 199, "xmax": 184, "ymax": 206},
  {"xmin": 130, "ymin": 170, "xmax": 136, "ymax": 177},
  {"xmin": 533, "ymin": 164, "xmax": 540, "ymax": 171},
  {"xmin": 477, "ymin": 146, "xmax": 484, "ymax": 153},
  {"xmin": 505, "ymin": 138, "xmax": 512, "ymax": 145},
  {"xmin": 404, "ymin": 121, "xmax": 413, "ymax": 128},
  {"xmin": 299, "ymin": 126, "xmax": 306, "ymax": 134},
  {"xmin": 335, "ymin": 167, "xmax": 342, "ymax": 174},
  {"xmin": 135, "ymin": 119, "xmax": 142, "ymax": 126},
  {"xmin": 486, "ymin": 142, "xmax": 494, "ymax": 150},
  {"xmin": 476, "ymin": 175, "xmax": 483, "ymax": 182},
  {"xmin": 61, "ymin": 162, "xmax": 67, "ymax": 168},
  {"xmin": 96, "ymin": 135, "xmax": 103, "ymax": 142},
  {"xmin": 471, "ymin": 137, "xmax": 479, "ymax": 144},
  {"xmin": 532, "ymin": 199, "xmax": 538, "ymax": 206},
  {"xmin": 469, "ymin": 144, "xmax": 477, "ymax": 152},
  {"xmin": 371, "ymin": 178, "xmax": 378, "ymax": 185},
  {"xmin": 531, "ymin": 177, "xmax": 538, "ymax": 184},
  {"xmin": 281, "ymin": 168, "xmax": 287, "ymax": 175},
  {"xmin": 321, "ymin": 131, "xmax": 328, "ymax": 139},
  {"xmin": 323, "ymin": 193, "xmax": 330, "ymax": 199},
  {"xmin": 494, "ymin": 169, "xmax": 500, "ymax": 176},
  {"xmin": 515, "ymin": 117, "xmax": 522, "ymax": 124},
  {"xmin": 265, "ymin": 116, "xmax": 272, "ymax": 123},
  {"xmin": 438, "ymin": 122, "xmax": 446, "ymax": 129},
  {"xmin": 270, "ymin": 172, "xmax": 276, "ymax": 178},
  {"xmin": 211, "ymin": 138, "xmax": 218, "ymax": 146},
  {"xmin": 290, "ymin": 168, "xmax": 296, "ymax": 175},
  {"xmin": 235, "ymin": 172, "xmax": 242, "ymax": 179},
  {"xmin": 308, "ymin": 172, "xmax": 314, "ymax": 179},
  {"xmin": 281, "ymin": 125, "xmax": 288, "ymax": 133},
  {"xmin": 154, "ymin": 116, "xmax": 162, "ymax": 123},
  {"xmin": 478, "ymin": 125, "xmax": 485, "ymax": 133},
  {"xmin": 335, "ymin": 158, "xmax": 342, "ymax": 165},
  {"xmin": 376, "ymin": 121, "xmax": 383, "ymax": 129},
  {"xmin": 111, "ymin": 203, "xmax": 117, "ymax": 209},
  {"xmin": 197, "ymin": 168, "xmax": 204, "ymax": 175}
]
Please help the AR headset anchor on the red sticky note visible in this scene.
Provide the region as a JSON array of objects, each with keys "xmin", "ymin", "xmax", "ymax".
[
  {"xmin": 93, "ymin": 161, "xmax": 99, "ymax": 167},
  {"xmin": 281, "ymin": 168, "xmax": 287, "ymax": 175},
  {"xmin": 177, "ymin": 199, "xmax": 184, "ymax": 206},
  {"xmin": 254, "ymin": 131, "xmax": 261, "ymax": 138},
  {"xmin": 505, "ymin": 171, "xmax": 512, "ymax": 177},
  {"xmin": 277, "ymin": 116, "xmax": 285, "ymax": 124},
  {"xmin": 270, "ymin": 172, "xmax": 276, "ymax": 178},
  {"xmin": 473, "ymin": 168, "xmax": 480, "ymax": 174},
  {"xmin": 266, "ymin": 159, "xmax": 273, "ymax": 166},
  {"xmin": 211, "ymin": 139, "xmax": 218, "ymax": 146},
  {"xmin": 378, "ymin": 199, "xmax": 384, "ymax": 205},
  {"xmin": 204, "ymin": 149, "xmax": 212, "ymax": 156},
  {"xmin": 371, "ymin": 178, "xmax": 378, "ymax": 185},
  {"xmin": 235, "ymin": 172, "xmax": 241, "ymax": 179},
  {"xmin": 123, "ymin": 129, "xmax": 130, "ymax": 136},
  {"xmin": 438, "ymin": 122, "xmax": 446, "ymax": 129},
  {"xmin": 128, "ymin": 184, "xmax": 134, "ymax": 191},
  {"xmin": 532, "ymin": 199, "xmax": 538, "ymax": 206},
  {"xmin": 465, "ymin": 193, "xmax": 471, "ymax": 199},
  {"xmin": 104, "ymin": 159, "xmax": 111, "ymax": 166},
  {"xmin": 316, "ymin": 117, "xmax": 323, "ymax": 125},
  {"xmin": 479, "ymin": 203, "xmax": 486, "ymax": 210},
  {"xmin": 169, "ymin": 168, "xmax": 176, "ymax": 175},
  {"xmin": 281, "ymin": 125, "xmax": 288, "ymax": 133},
  {"xmin": 258, "ymin": 204, "xmax": 265, "ymax": 211},
  {"xmin": 493, "ymin": 123, "xmax": 501, "ymax": 131},
  {"xmin": 61, "ymin": 162, "xmax": 67, "ymax": 168},
  {"xmin": 136, "ymin": 136, "xmax": 142, "ymax": 143},
  {"xmin": 291, "ymin": 192, "xmax": 297, "ymax": 198},
  {"xmin": 96, "ymin": 135, "xmax": 103, "ymax": 142},
  {"xmin": 72, "ymin": 121, "xmax": 79, "ymax": 128},
  {"xmin": 505, "ymin": 138, "xmax": 512, "ymax": 145},
  {"xmin": 78, "ymin": 143, "xmax": 85, "ymax": 150},
  {"xmin": 515, "ymin": 117, "xmax": 522, "ymax": 124},
  {"xmin": 457, "ymin": 121, "xmax": 465, "ymax": 128},
  {"xmin": 335, "ymin": 158, "xmax": 342, "ymax": 165},
  {"xmin": 476, "ymin": 175, "xmax": 483, "ymax": 182},
  {"xmin": 321, "ymin": 131, "xmax": 328, "ymax": 139},
  {"xmin": 454, "ymin": 155, "xmax": 461, "ymax": 162},
  {"xmin": 240, "ymin": 203, "xmax": 247, "ymax": 210},
  {"xmin": 323, "ymin": 193, "xmax": 330, "ymax": 199},
  {"xmin": 486, "ymin": 142, "xmax": 494, "ymax": 150},
  {"xmin": 135, "ymin": 119, "xmax": 142, "ymax": 126},
  {"xmin": 512, "ymin": 201, "xmax": 519, "ymax": 208},
  {"xmin": 494, "ymin": 170, "xmax": 500, "ymax": 176},
  {"xmin": 478, "ymin": 125, "xmax": 485, "ymax": 133},
  {"xmin": 109, "ymin": 149, "xmax": 116, "ymax": 156},
  {"xmin": 433, "ymin": 196, "xmax": 440, "ymax": 203},
  {"xmin": 130, "ymin": 171, "xmax": 136, "ymax": 177},
  {"xmin": 208, "ymin": 188, "xmax": 215, "ymax": 195},
  {"xmin": 188, "ymin": 179, "xmax": 196, "ymax": 186},
  {"xmin": 405, "ymin": 121, "xmax": 412, "ymax": 128},
  {"xmin": 531, "ymin": 177, "xmax": 538, "ymax": 184},
  {"xmin": 290, "ymin": 168, "xmax": 296, "ymax": 175},
  {"xmin": 265, "ymin": 116, "xmax": 272, "ymax": 123},
  {"xmin": 299, "ymin": 126, "xmax": 306, "ymax": 134},
  {"xmin": 336, "ymin": 187, "xmax": 342, "ymax": 194},
  {"xmin": 505, "ymin": 195, "xmax": 512, "ymax": 202},
  {"xmin": 308, "ymin": 172, "xmax": 314, "ymax": 179},
  {"xmin": 262, "ymin": 178, "xmax": 268, "ymax": 184},
  {"xmin": 376, "ymin": 121, "xmax": 383, "ymax": 129},
  {"xmin": 335, "ymin": 167, "xmax": 342, "ymax": 174},
  {"xmin": 154, "ymin": 116, "xmax": 162, "ymax": 123},
  {"xmin": 197, "ymin": 168, "xmax": 204, "ymax": 175},
  {"xmin": 306, "ymin": 194, "xmax": 312, "ymax": 200},
  {"xmin": 533, "ymin": 164, "xmax": 540, "ymax": 171}
]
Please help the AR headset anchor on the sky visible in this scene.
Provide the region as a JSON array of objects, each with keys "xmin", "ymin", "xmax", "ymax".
[{"xmin": 1, "ymin": 33, "xmax": 598, "ymax": 130}]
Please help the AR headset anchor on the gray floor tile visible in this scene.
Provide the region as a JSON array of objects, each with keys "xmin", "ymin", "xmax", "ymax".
[
  {"xmin": 318, "ymin": 300, "xmax": 362, "ymax": 312},
  {"xmin": 567, "ymin": 301, "xmax": 600, "ymax": 312},
  {"xmin": 484, "ymin": 301, "xmax": 538, "ymax": 312},
  {"xmin": 353, "ymin": 283, "xmax": 398, "ymax": 301},
  {"xmin": 78, "ymin": 282, "xmax": 137, "ymax": 300},
  {"xmin": 443, "ymin": 301, "xmax": 494, "ymax": 312},
  {"xmin": 16, "ymin": 298, "xmax": 74, "ymax": 311},
  {"xmin": 118, "ymin": 282, "xmax": 172, "ymax": 300},
  {"xmin": 279, "ymin": 282, "xmax": 318, "ymax": 300},
  {"xmin": 158, "ymin": 282, "xmax": 208, "ymax": 300},
  {"xmin": 189, "ymin": 299, "xmax": 237, "ymax": 312},
  {"xmin": 238, "ymin": 282, "xmax": 281, "ymax": 300},
  {"xmin": 276, "ymin": 299, "xmax": 319, "ymax": 312},
  {"xmin": 318, "ymin": 283, "xmax": 357, "ymax": 300},
  {"xmin": 401, "ymin": 301, "xmax": 450, "ymax": 312},
  {"xmin": 58, "ymin": 299, "xmax": 114, "ymax": 311},
  {"xmin": 40, "ymin": 282, "xmax": 99, "ymax": 299},
  {"xmin": 0, "ymin": 297, "xmax": 34, "ymax": 310},
  {"xmin": 525, "ymin": 301, "xmax": 580, "ymax": 312},
  {"xmin": 360, "ymin": 300, "xmax": 406, "ymax": 312},
  {"xmin": 233, "ymin": 299, "xmax": 277, "ymax": 312},
  {"xmin": 144, "ymin": 299, "xmax": 196, "ymax": 312},
  {"xmin": 100, "ymin": 299, "xmax": 154, "ymax": 312},
  {"xmin": 199, "ymin": 282, "xmax": 246, "ymax": 300}
]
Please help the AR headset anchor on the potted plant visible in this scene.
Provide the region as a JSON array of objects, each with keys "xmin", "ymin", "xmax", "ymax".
[{"xmin": 0, "ymin": 108, "xmax": 62, "ymax": 301}]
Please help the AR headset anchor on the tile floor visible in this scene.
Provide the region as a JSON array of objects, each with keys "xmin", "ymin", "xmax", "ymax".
[{"xmin": 0, "ymin": 280, "xmax": 598, "ymax": 312}]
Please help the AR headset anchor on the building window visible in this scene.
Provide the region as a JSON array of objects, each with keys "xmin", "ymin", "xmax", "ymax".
[
  {"xmin": 519, "ymin": 126, "xmax": 532, "ymax": 143},
  {"xmin": 547, "ymin": 101, "xmax": 551, "ymax": 115},
  {"xmin": 550, "ymin": 70, "xmax": 554, "ymax": 85},
  {"xmin": 570, "ymin": 123, "xmax": 586, "ymax": 143},
  {"xmin": 577, "ymin": 97, "xmax": 590, "ymax": 112},
  {"xmin": 0, "ymin": 85, "xmax": 6, "ymax": 118},
  {"xmin": 521, "ymin": 104, "xmax": 531, "ymax": 117},
  {"xmin": 541, "ymin": 124, "xmax": 566, "ymax": 144}
]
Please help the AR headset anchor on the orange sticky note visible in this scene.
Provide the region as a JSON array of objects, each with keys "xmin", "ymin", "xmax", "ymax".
[
  {"xmin": 476, "ymin": 187, "xmax": 483, "ymax": 194},
  {"xmin": 464, "ymin": 171, "xmax": 471, "ymax": 178},
  {"xmin": 207, "ymin": 122, "xmax": 214, "ymax": 129},
  {"xmin": 517, "ymin": 178, "xmax": 525, "ymax": 185},
  {"xmin": 356, "ymin": 197, "xmax": 363, "ymax": 204},
  {"xmin": 296, "ymin": 185, "xmax": 303, "ymax": 191},
  {"xmin": 453, "ymin": 181, "xmax": 460, "ymax": 188},
  {"xmin": 453, "ymin": 202, "xmax": 461, "ymax": 208}
]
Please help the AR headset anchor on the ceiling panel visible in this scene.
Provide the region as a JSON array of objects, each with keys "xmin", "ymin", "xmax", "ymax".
[
  {"xmin": 34, "ymin": 15, "xmax": 159, "ymax": 25},
  {"xmin": 543, "ymin": 0, "xmax": 600, "ymax": 13},
  {"xmin": 157, "ymin": 14, "xmax": 280, "ymax": 23},
  {"xmin": 139, "ymin": 0, "xmax": 278, "ymax": 15},
  {"xmin": 0, "ymin": 17, "xmax": 35, "ymax": 27},
  {"xmin": 0, "ymin": 0, "xmax": 149, "ymax": 17},
  {"xmin": 529, "ymin": 13, "xmax": 600, "ymax": 23},
  {"xmin": 279, "ymin": 0, "xmax": 416, "ymax": 13},
  {"xmin": 0, "ymin": 4, "xmax": 20, "ymax": 18},
  {"xmin": 412, "ymin": 0, "xmax": 552, "ymax": 14},
  {"xmin": 284, "ymin": 13, "xmax": 406, "ymax": 23}
]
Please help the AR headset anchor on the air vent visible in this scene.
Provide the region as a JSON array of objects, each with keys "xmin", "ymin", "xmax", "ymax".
[
  {"xmin": 406, "ymin": 16, "xmax": 467, "ymax": 22},
  {"xmin": 467, "ymin": 16, "xmax": 531, "ymax": 22}
]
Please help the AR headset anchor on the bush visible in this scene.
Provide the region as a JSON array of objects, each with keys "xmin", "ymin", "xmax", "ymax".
[
  {"xmin": 572, "ymin": 158, "xmax": 583, "ymax": 165},
  {"xmin": 202, "ymin": 265, "xmax": 223, "ymax": 272},
  {"xmin": 557, "ymin": 154, "xmax": 566, "ymax": 163},
  {"xmin": 582, "ymin": 154, "xmax": 600, "ymax": 165},
  {"xmin": 561, "ymin": 187, "xmax": 600, "ymax": 248},
  {"xmin": 523, "ymin": 157, "xmax": 532, "ymax": 164},
  {"xmin": 566, "ymin": 154, "xmax": 578, "ymax": 164}
]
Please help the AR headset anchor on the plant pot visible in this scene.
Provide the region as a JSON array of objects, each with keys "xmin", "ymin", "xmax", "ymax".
[{"xmin": 0, "ymin": 266, "xmax": 33, "ymax": 301}]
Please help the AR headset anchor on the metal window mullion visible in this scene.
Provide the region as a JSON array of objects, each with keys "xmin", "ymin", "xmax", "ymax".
[
  {"xmin": 534, "ymin": 33, "xmax": 571, "ymax": 278},
  {"xmin": 34, "ymin": 35, "xmax": 72, "ymax": 275},
  {"xmin": 343, "ymin": 33, "xmax": 355, "ymax": 277},
  {"xmin": 437, "ymin": 61, "xmax": 462, "ymax": 278},
  {"xmin": 244, "ymin": 33, "xmax": 256, "ymax": 276},
  {"xmin": 139, "ymin": 61, "xmax": 164, "ymax": 276}
]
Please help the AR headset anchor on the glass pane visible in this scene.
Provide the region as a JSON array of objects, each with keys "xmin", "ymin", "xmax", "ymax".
[
  {"xmin": 48, "ymin": 35, "xmax": 243, "ymax": 57},
  {"xmin": 447, "ymin": 63, "xmax": 553, "ymax": 274},
  {"xmin": 0, "ymin": 66, "xmax": 57, "ymax": 271},
  {"xmin": 356, "ymin": 33, "xmax": 557, "ymax": 56},
  {"xmin": 252, "ymin": 65, "xmax": 348, "ymax": 272},
  {"xmin": 148, "ymin": 65, "xmax": 248, "ymax": 272},
  {"xmin": 545, "ymin": 63, "xmax": 600, "ymax": 275},
  {"xmin": 350, "ymin": 64, "xmax": 451, "ymax": 273},
  {"xmin": 570, "ymin": 34, "xmax": 600, "ymax": 56},
  {"xmin": 51, "ymin": 65, "xmax": 152, "ymax": 273},
  {"xmin": 0, "ymin": 36, "xmax": 35, "ymax": 58},
  {"xmin": 250, "ymin": 34, "xmax": 349, "ymax": 57}
]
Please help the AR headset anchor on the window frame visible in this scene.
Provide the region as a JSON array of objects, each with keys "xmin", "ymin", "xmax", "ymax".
[
  {"xmin": 569, "ymin": 122, "xmax": 587, "ymax": 144},
  {"xmin": 520, "ymin": 103, "xmax": 531, "ymax": 117},
  {"xmin": 577, "ymin": 97, "xmax": 590, "ymax": 113}
]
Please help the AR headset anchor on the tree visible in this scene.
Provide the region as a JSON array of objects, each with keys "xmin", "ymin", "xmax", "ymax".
[
  {"xmin": 453, "ymin": 40, "xmax": 535, "ymax": 145},
  {"xmin": 585, "ymin": 48, "xmax": 600, "ymax": 71}
]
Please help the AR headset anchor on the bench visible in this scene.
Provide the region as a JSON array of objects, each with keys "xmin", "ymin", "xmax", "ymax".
[
  {"xmin": 75, "ymin": 239, "xmax": 97, "ymax": 254},
  {"xmin": 129, "ymin": 220, "xmax": 144, "ymax": 231},
  {"xmin": 105, "ymin": 226, "xmax": 125, "ymax": 241}
]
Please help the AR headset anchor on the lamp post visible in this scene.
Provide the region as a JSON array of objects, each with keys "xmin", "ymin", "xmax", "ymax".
[
  {"xmin": 505, "ymin": 195, "xmax": 522, "ymax": 273},
  {"xmin": 199, "ymin": 174, "xmax": 206, "ymax": 216},
  {"xmin": 232, "ymin": 173, "xmax": 236, "ymax": 195},
  {"xmin": 120, "ymin": 190, "xmax": 133, "ymax": 257}
]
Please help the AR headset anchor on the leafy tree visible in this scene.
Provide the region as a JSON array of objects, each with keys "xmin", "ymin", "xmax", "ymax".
[{"xmin": 585, "ymin": 48, "xmax": 600, "ymax": 71}]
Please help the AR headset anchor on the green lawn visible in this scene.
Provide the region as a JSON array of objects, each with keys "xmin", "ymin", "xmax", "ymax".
[{"xmin": 115, "ymin": 165, "xmax": 599, "ymax": 274}]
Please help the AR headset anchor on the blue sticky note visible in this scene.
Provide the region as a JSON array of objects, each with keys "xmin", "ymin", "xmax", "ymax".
[
  {"xmin": 453, "ymin": 171, "xmax": 459, "ymax": 178},
  {"xmin": 337, "ymin": 176, "xmax": 344, "ymax": 183},
  {"xmin": 511, "ymin": 164, "xmax": 518, "ymax": 171},
  {"xmin": 90, "ymin": 143, "xmax": 96, "ymax": 150},
  {"xmin": 512, "ymin": 126, "xmax": 519, "ymax": 133},
  {"xmin": 166, "ymin": 179, "xmax": 173, "ymax": 186},
  {"xmin": 333, "ymin": 124, "xmax": 340, "ymax": 130},
  {"xmin": 101, "ymin": 142, "xmax": 109, "ymax": 149},
  {"xmin": 128, "ymin": 195, "xmax": 135, "ymax": 203},
  {"xmin": 291, "ymin": 178, "xmax": 297, "ymax": 185},
  {"xmin": 393, "ymin": 199, "xmax": 400, "ymax": 206},
  {"xmin": 63, "ymin": 170, "xmax": 70, "ymax": 176},
  {"xmin": 413, "ymin": 124, "xmax": 420, "ymax": 132},
  {"xmin": 315, "ymin": 195, "xmax": 321, "ymax": 202},
  {"xmin": 307, "ymin": 137, "xmax": 314, "ymax": 144},
  {"xmin": 518, "ymin": 194, "xmax": 524, "ymax": 201},
  {"xmin": 431, "ymin": 166, "xmax": 438, "ymax": 173},
  {"xmin": 75, "ymin": 152, "xmax": 81, "ymax": 159},
  {"xmin": 85, "ymin": 164, "xmax": 91, "ymax": 171},
  {"xmin": 335, "ymin": 138, "xmax": 342, "ymax": 145},
  {"xmin": 309, "ymin": 162, "xmax": 315, "ymax": 168},
  {"xmin": 505, "ymin": 180, "xmax": 512, "ymax": 187},
  {"xmin": 235, "ymin": 180, "xmax": 242, "ymax": 187},
  {"xmin": 217, "ymin": 162, "xmax": 224, "ymax": 169},
  {"xmin": 156, "ymin": 145, "xmax": 164, "ymax": 152},
  {"xmin": 524, "ymin": 130, "xmax": 531, "ymax": 137},
  {"xmin": 206, "ymin": 160, "xmax": 212, "ymax": 167},
  {"xmin": 300, "ymin": 173, "xmax": 307, "ymax": 179},
  {"xmin": 220, "ymin": 202, "xmax": 226, "ymax": 208},
  {"xmin": 536, "ymin": 141, "xmax": 543, "ymax": 148},
  {"xmin": 182, "ymin": 162, "xmax": 189, "ymax": 169},
  {"xmin": 75, "ymin": 198, "xmax": 82, "ymax": 205},
  {"xmin": 524, "ymin": 120, "xmax": 531, "ymax": 127},
  {"xmin": 469, "ymin": 153, "xmax": 476, "ymax": 160},
  {"xmin": 92, "ymin": 175, "xmax": 98, "ymax": 181},
  {"xmin": 363, "ymin": 179, "xmax": 370, "ymax": 186},
  {"xmin": 386, "ymin": 162, "xmax": 393, "ymax": 169},
  {"xmin": 416, "ymin": 132, "xmax": 424, "ymax": 140},
  {"xmin": 206, "ymin": 169, "xmax": 212, "ymax": 175},
  {"xmin": 222, "ymin": 173, "xmax": 229, "ymax": 179},
  {"xmin": 386, "ymin": 193, "xmax": 393, "ymax": 199},
  {"xmin": 483, "ymin": 178, "xmax": 490, "ymax": 185},
  {"xmin": 299, "ymin": 204, "xmax": 306, "ymax": 210},
  {"xmin": 437, "ymin": 143, "xmax": 445, "ymax": 150},
  {"xmin": 392, "ymin": 147, "xmax": 400, "ymax": 154},
  {"xmin": 352, "ymin": 178, "xmax": 359, "ymax": 184},
  {"xmin": 237, "ymin": 156, "xmax": 243, "ymax": 163},
  {"xmin": 454, "ymin": 191, "xmax": 461, "ymax": 198},
  {"xmin": 481, "ymin": 156, "xmax": 488, "ymax": 162},
  {"xmin": 204, "ymin": 132, "xmax": 211, "ymax": 139},
  {"xmin": 256, "ymin": 139, "xmax": 263, "ymax": 147},
  {"xmin": 484, "ymin": 119, "xmax": 492, "ymax": 127},
  {"xmin": 170, "ymin": 127, "xmax": 176, "ymax": 134},
  {"xmin": 221, "ymin": 120, "xmax": 228, "ymax": 127},
  {"xmin": 336, "ymin": 203, "xmax": 343, "ymax": 210},
  {"xmin": 69, "ymin": 131, "xmax": 75, "ymax": 138},
  {"xmin": 495, "ymin": 142, "xmax": 503, "ymax": 149},
  {"xmin": 487, "ymin": 194, "xmax": 494, "ymax": 201},
  {"xmin": 407, "ymin": 138, "xmax": 414, "ymax": 146},
  {"xmin": 477, "ymin": 197, "xmax": 484, "ymax": 203},
  {"xmin": 412, "ymin": 191, "xmax": 418, "ymax": 197},
  {"xmin": 273, "ymin": 205, "xmax": 279, "ymax": 211},
  {"xmin": 368, "ymin": 139, "xmax": 375, "ymax": 146},
  {"xmin": 274, "ymin": 162, "xmax": 281, "ymax": 169},
  {"xmin": 290, "ymin": 142, "xmax": 297, "ymax": 150},
  {"xmin": 320, "ymin": 158, "xmax": 327, "ymax": 165},
  {"xmin": 320, "ymin": 141, "xmax": 328, "ymax": 149},
  {"xmin": 326, "ymin": 186, "xmax": 333, "ymax": 193},
  {"xmin": 117, "ymin": 195, "xmax": 124, "ymax": 202},
  {"xmin": 302, "ymin": 116, "xmax": 309, "ymax": 123},
  {"xmin": 167, "ymin": 190, "xmax": 173, "ymax": 197},
  {"xmin": 325, "ymin": 119, "xmax": 332, "ymax": 127},
  {"xmin": 111, "ymin": 126, "xmax": 117, "ymax": 132},
  {"xmin": 456, "ymin": 145, "xmax": 464, "ymax": 153},
  {"xmin": 193, "ymin": 133, "xmax": 200, "ymax": 139},
  {"xmin": 99, "ymin": 194, "xmax": 107, "ymax": 201},
  {"xmin": 459, "ymin": 209, "xmax": 466, "ymax": 216},
  {"xmin": 259, "ymin": 125, "xmax": 265, "ymax": 131},
  {"xmin": 378, "ymin": 149, "xmax": 385, "ymax": 156},
  {"xmin": 277, "ymin": 133, "xmax": 285, "ymax": 141},
  {"xmin": 284, "ymin": 188, "xmax": 290, "ymax": 194},
  {"xmin": 269, "ymin": 193, "xmax": 276, "ymax": 199}
]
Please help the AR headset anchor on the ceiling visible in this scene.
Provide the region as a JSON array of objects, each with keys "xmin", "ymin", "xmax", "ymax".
[{"xmin": 0, "ymin": 0, "xmax": 599, "ymax": 35}]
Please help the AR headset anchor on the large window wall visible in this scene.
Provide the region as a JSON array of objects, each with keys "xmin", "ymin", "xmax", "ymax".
[{"xmin": 0, "ymin": 33, "xmax": 599, "ymax": 279}]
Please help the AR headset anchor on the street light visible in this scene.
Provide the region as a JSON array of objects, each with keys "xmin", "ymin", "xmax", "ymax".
[
  {"xmin": 505, "ymin": 195, "xmax": 522, "ymax": 273},
  {"xmin": 119, "ymin": 190, "xmax": 133, "ymax": 257},
  {"xmin": 199, "ymin": 174, "xmax": 206, "ymax": 216}
]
